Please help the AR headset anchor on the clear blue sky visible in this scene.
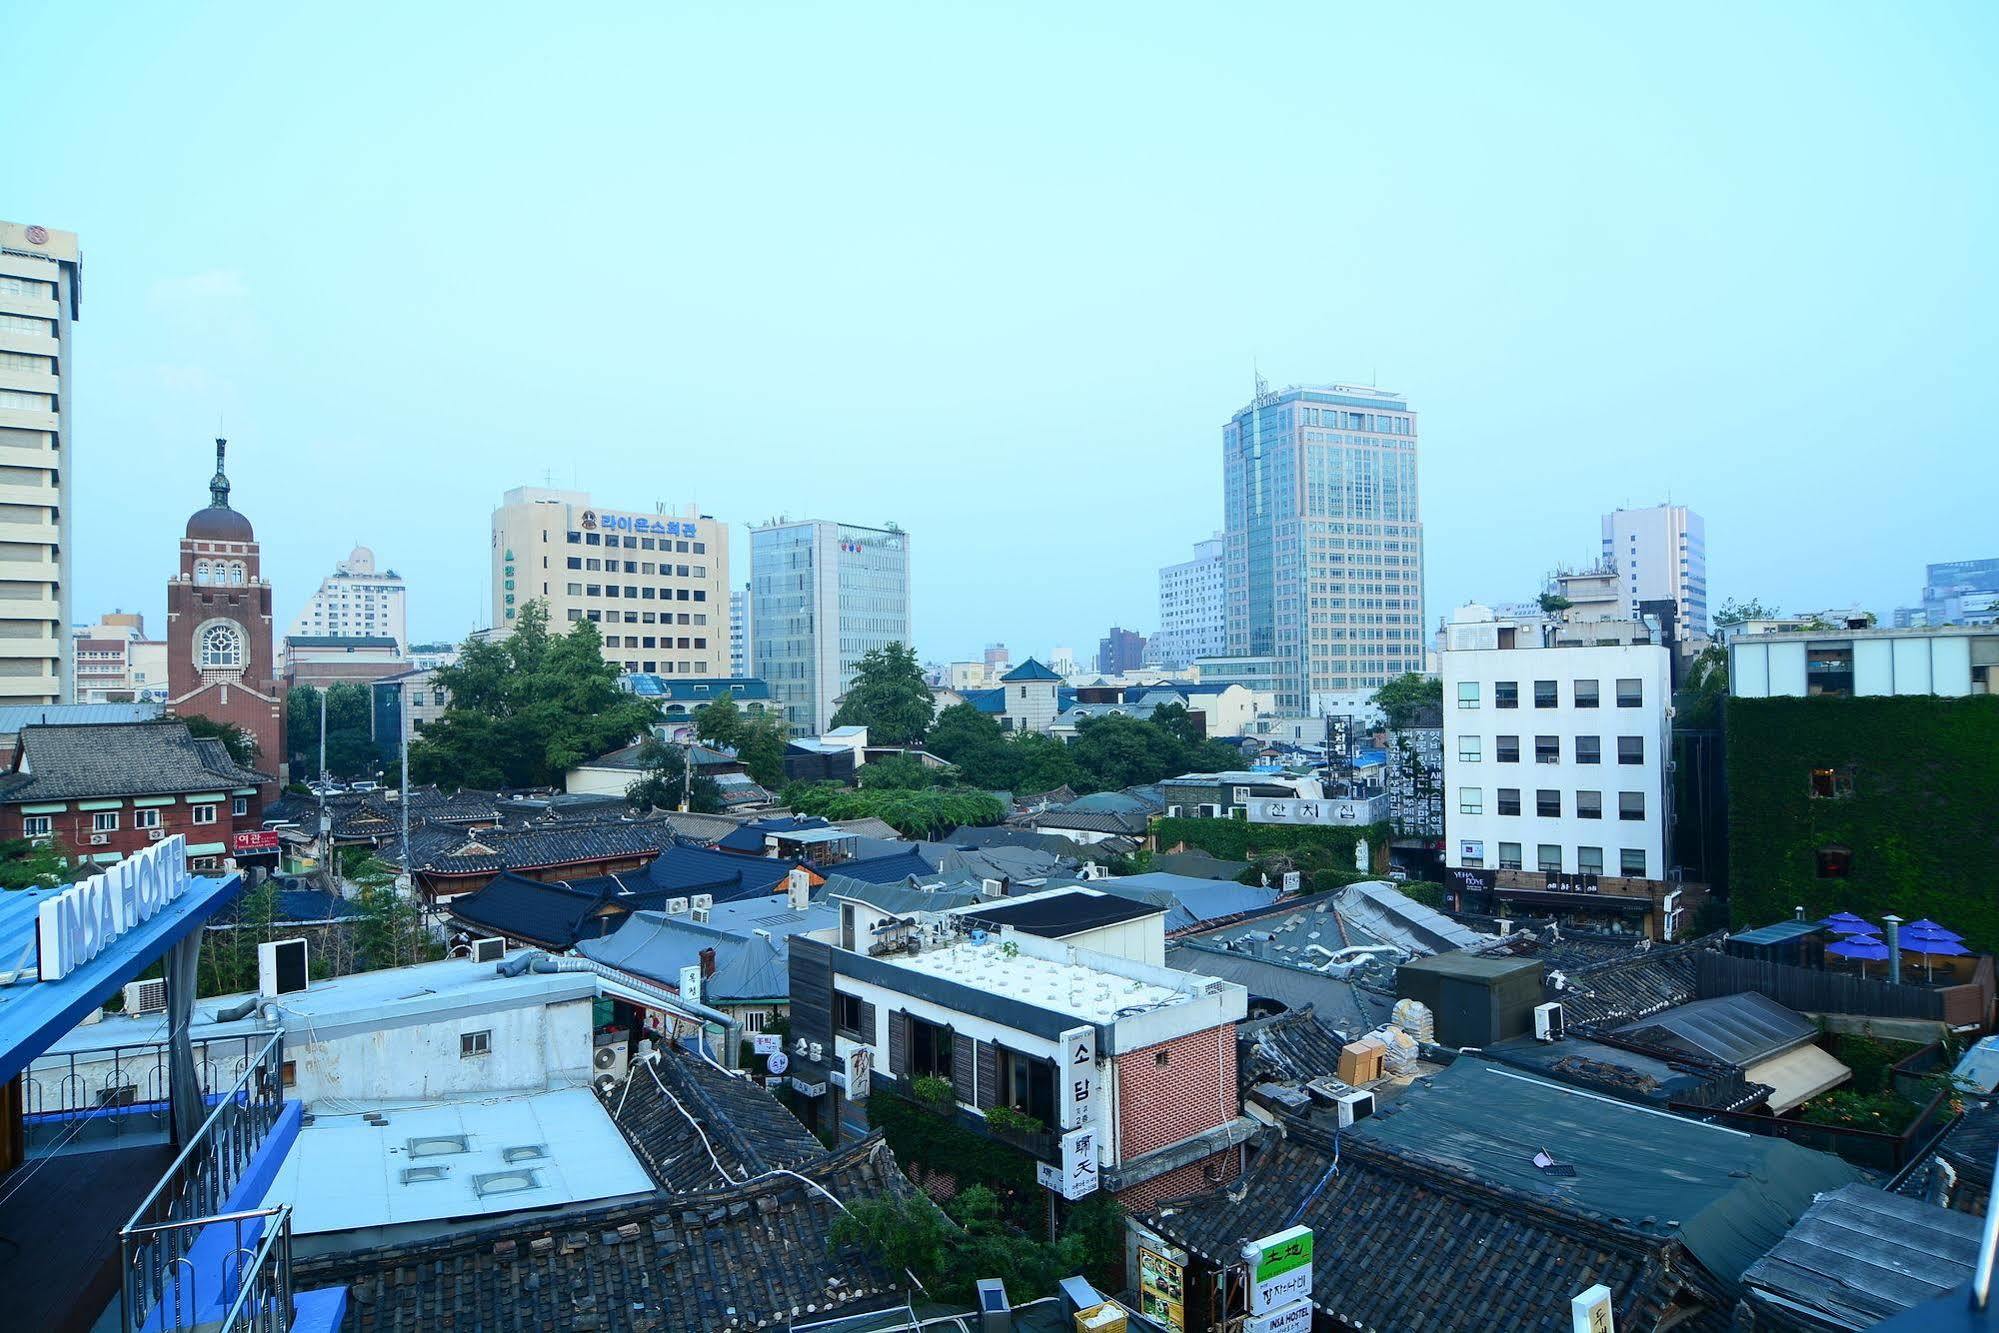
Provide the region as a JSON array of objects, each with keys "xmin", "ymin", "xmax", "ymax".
[{"xmin": 12, "ymin": 3, "xmax": 1996, "ymax": 661}]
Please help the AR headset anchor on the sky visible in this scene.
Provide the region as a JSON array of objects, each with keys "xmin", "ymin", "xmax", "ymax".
[{"xmin": 11, "ymin": 3, "xmax": 1996, "ymax": 663}]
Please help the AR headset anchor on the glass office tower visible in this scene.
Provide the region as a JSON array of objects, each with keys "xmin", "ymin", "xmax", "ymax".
[
  {"xmin": 1223, "ymin": 383, "xmax": 1425, "ymax": 711},
  {"xmin": 750, "ymin": 519, "xmax": 911, "ymax": 732}
]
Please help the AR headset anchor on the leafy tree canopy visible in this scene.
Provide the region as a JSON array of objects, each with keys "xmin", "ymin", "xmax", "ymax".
[
  {"xmin": 408, "ymin": 602, "xmax": 660, "ymax": 789},
  {"xmin": 693, "ymin": 690, "xmax": 743, "ymax": 749},
  {"xmin": 182, "ymin": 714, "xmax": 261, "ymax": 768},
  {"xmin": 625, "ymin": 737, "xmax": 723, "ymax": 813},
  {"xmin": 785, "ymin": 783, "xmax": 1005, "ymax": 838},
  {"xmin": 735, "ymin": 712, "xmax": 789, "ymax": 790},
  {"xmin": 1371, "ymin": 672, "xmax": 1442, "ymax": 729},
  {"xmin": 829, "ymin": 643, "xmax": 934, "ymax": 745},
  {"xmin": 1716, "ymin": 596, "xmax": 1781, "ymax": 626},
  {"xmin": 856, "ymin": 753, "xmax": 943, "ymax": 790}
]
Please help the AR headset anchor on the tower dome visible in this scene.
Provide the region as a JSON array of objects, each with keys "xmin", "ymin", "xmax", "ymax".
[{"xmin": 185, "ymin": 437, "xmax": 254, "ymax": 542}]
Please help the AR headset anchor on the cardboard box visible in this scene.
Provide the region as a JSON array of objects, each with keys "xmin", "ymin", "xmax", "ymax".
[{"xmin": 1337, "ymin": 1038, "xmax": 1387, "ymax": 1085}]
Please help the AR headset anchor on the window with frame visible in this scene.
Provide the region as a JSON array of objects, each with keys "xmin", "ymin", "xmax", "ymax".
[
  {"xmin": 1578, "ymin": 846, "xmax": 1604, "ymax": 874},
  {"xmin": 1618, "ymin": 736, "xmax": 1645, "ymax": 765},
  {"xmin": 1533, "ymin": 680, "xmax": 1557, "ymax": 708},
  {"xmin": 92, "ymin": 811, "xmax": 119, "ymax": 833},
  {"xmin": 192, "ymin": 804, "xmax": 217, "ymax": 825},
  {"xmin": 1616, "ymin": 678, "xmax": 1643, "ymax": 708},
  {"xmin": 1574, "ymin": 679, "xmax": 1600, "ymax": 708},
  {"xmin": 460, "ymin": 1030, "xmax": 491, "ymax": 1058},
  {"xmin": 1809, "ymin": 767, "xmax": 1855, "ymax": 799},
  {"xmin": 1618, "ymin": 791, "xmax": 1645, "ymax": 821},
  {"xmin": 1620, "ymin": 849, "xmax": 1647, "ymax": 877},
  {"xmin": 1494, "ymin": 681, "xmax": 1518, "ymax": 710},
  {"xmin": 995, "ymin": 1046, "xmax": 1057, "ymax": 1127},
  {"xmin": 1535, "ymin": 735, "xmax": 1559, "ymax": 764},
  {"xmin": 1498, "ymin": 842, "xmax": 1523, "ymax": 870},
  {"xmin": 197, "ymin": 621, "xmax": 245, "ymax": 671},
  {"xmin": 909, "ymin": 1015, "xmax": 954, "ymax": 1080},
  {"xmin": 1816, "ymin": 846, "xmax": 1853, "ymax": 879},
  {"xmin": 22, "ymin": 815, "xmax": 50, "ymax": 837},
  {"xmin": 1575, "ymin": 735, "xmax": 1601, "ymax": 765},
  {"xmin": 1497, "ymin": 787, "xmax": 1521, "ymax": 816},
  {"xmin": 1537, "ymin": 844, "xmax": 1562, "ymax": 873},
  {"xmin": 1458, "ymin": 787, "xmax": 1483, "ymax": 815},
  {"xmin": 835, "ymin": 992, "xmax": 867, "ymax": 1038},
  {"xmin": 232, "ymin": 797, "xmax": 248, "ymax": 817},
  {"xmin": 1496, "ymin": 735, "xmax": 1520, "ymax": 763},
  {"xmin": 1576, "ymin": 790, "xmax": 1602, "ymax": 820},
  {"xmin": 1536, "ymin": 789, "xmax": 1561, "ymax": 817},
  {"xmin": 1457, "ymin": 736, "xmax": 1481, "ymax": 762}
]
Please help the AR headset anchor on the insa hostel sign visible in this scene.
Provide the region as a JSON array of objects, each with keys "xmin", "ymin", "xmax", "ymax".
[{"xmin": 37, "ymin": 836, "xmax": 193, "ymax": 981}]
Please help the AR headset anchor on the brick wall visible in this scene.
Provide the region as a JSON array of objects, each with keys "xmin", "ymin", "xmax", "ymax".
[
  {"xmin": 1113, "ymin": 1148, "xmax": 1240, "ymax": 1213},
  {"xmin": 1115, "ymin": 1024, "xmax": 1237, "ymax": 1160},
  {"xmin": 0, "ymin": 791, "xmax": 267, "ymax": 868}
]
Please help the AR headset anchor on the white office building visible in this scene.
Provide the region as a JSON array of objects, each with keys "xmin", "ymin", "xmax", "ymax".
[
  {"xmin": 1153, "ymin": 534, "xmax": 1225, "ymax": 668},
  {"xmin": 1730, "ymin": 625, "xmax": 1998, "ymax": 699},
  {"xmin": 1442, "ymin": 608, "xmax": 1673, "ymax": 883},
  {"xmin": 729, "ymin": 585, "xmax": 753, "ymax": 677},
  {"xmin": 750, "ymin": 519, "xmax": 911, "ymax": 732},
  {"xmin": 1602, "ymin": 503, "xmax": 1707, "ymax": 636},
  {"xmin": 285, "ymin": 545, "xmax": 409, "ymax": 653}
]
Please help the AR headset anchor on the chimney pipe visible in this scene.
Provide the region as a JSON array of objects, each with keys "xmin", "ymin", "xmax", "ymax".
[
  {"xmin": 699, "ymin": 946, "xmax": 717, "ymax": 979},
  {"xmin": 1883, "ymin": 915, "xmax": 1903, "ymax": 984},
  {"xmin": 1794, "ymin": 905, "xmax": 1805, "ymax": 922}
]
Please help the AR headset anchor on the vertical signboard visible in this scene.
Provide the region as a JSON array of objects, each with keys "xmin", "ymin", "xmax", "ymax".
[
  {"xmin": 1059, "ymin": 1024, "xmax": 1098, "ymax": 1130},
  {"xmin": 1057, "ymin": 1126, "xmax": 1098, "ymax": 1199},
  {"xmin": 1138, "ymin": 1247, "xmax": 1187, "ymax": 1333},
  {"xmin": 844, "ymin": 1045, "xmax": 873, "ymax": 1102},
  {"xmin": 1571, "ymin": 1284, "xmax": 1614, "ymax": 1333},
  {"xmin": 1244, "ymin": 1225, "xmax": 1314, "ymax": 1317},
  {"xmin": 678, "ymin": 964, "xmax": 703, "ymax": 1004}
]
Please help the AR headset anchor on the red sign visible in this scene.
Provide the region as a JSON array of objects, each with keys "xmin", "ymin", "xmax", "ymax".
[{"xmin": 233, "ymin": 830, "xmax": 280, "ymax": 854}]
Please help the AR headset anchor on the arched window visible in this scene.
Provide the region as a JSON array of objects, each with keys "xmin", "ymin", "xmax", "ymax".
[
  {"xmin": 229, "ymin": 561, "xmax": 246, "ymax": 584},
  {"xmin": 194, "ymin": 559, "xmax": 211, "ymax": 583},
  {"xmin": 197, "ymin": 620, "xmax": 245, "ymax": 671}
]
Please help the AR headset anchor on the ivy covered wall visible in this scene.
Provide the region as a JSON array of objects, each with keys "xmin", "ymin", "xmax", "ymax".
[{"xmin": 1726, "ymin": 695, "xmax": 1999, "ymax": 947}]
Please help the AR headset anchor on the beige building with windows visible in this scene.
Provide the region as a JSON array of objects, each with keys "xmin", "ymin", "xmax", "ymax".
[
  {"xmin": 0, "ymin": 220, "xmax": 79, "ymax": 703},
  {"xmin": 72, "ymin": 612, "xmax": 168, "ymax": 702},
  {"xmin": 491, "ymin": 487, "xmax": 729, "ymax": 676}
]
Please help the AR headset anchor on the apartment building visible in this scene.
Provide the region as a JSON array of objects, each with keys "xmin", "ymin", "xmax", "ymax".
[
  {"xmin": 492, "ymin": 487, "xmax": 729, "ymax": 676},
  {"xmin": 0, "ymin": 221, "xmax": 79, "ymax": 703},
  {"xmin": 285, "ymin": 544, "xmax": 408, "ymax": 652},
  {"xmin": 1602, "ymin": 503, "xmax": 1708, "ymax": 636},
  {"xmin": 1441, "ymin": 606, "xmax": 1675, "ymax": 930},
  {"xmin": 1154, "ymin": 535, "xmax": 1225, "ymax": 668},
  {"xmin": 71, "ymin": 612, "xmax": 168, "ymax": 702}
]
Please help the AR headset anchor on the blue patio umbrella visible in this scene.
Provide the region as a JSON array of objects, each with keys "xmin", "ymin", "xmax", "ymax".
[
  {"xmin": 1828, "ymin": 933, "xmax": 1891, "ymax": 977},
  {"xmin": 1900, "ymin": 926, "xmax": 1972, "ymax": 981},
  {"xmin": 1819, "ymin": 912, "xmax": 1874, "ymax": 936},
  {"xmin": 1905, "ymin": 919, "xmax": 1964, "ymax": 941}
]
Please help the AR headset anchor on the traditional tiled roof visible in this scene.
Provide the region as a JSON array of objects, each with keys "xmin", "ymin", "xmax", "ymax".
[
  {"xmin": 301, "ymin": 1136, "xmax": 918, "ymax": 1333},
  {"xmin": 658, "ymin": 810, "xmax": 749, "ymax": 843},
  {"xmin": 1018, "ymin": 807, "xmax": 1152, "ymax": 836},
  {"xmin": 823, "ymin": 847, "xmax": 931, "ymax": 886},
  {"xmin": 388, "ymin": 815, "xmax": 681, "ymax": 878},
  {"xmin": 404, "ymin": 785, "xmax": 505, "ymax": 824},
  {"xmin": 1744, "ymin": 1183, "xmax": 1984, "ymax": 1329},
  {"xmin": 0, "ymin": 719, "xmax": 271, "ymax": 801},
  {"xmin": 447, "ymin": 871, "xmax": 633, "ymax": 950},
  {"xmin": 1897, "ymin": 1098, "xmax": 1999, "ymax": 1212},
  {"xmin": 1237, "ymin": 1006, "xmax": 1353, "ymax": 1085},
  {"xmin": 1148, "ymin": 1118, "xmax": 1732, "ymax": 1332},
  {"xmin": 1519, "ymin": 937, "xmax": 1706, "ymax": 1029},
  {"xmin": 603, "ymin": 1047, "xmax": 824, "ymax": 1192},
  {"xmin": 645, "ymin": 844, "xmax": 812, "ymax": 901},
  {"xmin": 1167, "ymin": 942, "xmax": 1396, "ymax": 1038}
]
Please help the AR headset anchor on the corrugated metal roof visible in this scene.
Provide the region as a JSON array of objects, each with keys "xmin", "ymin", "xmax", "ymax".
[
  {"xmin": 1616, "ymin": 990, "xmax": 1819, "ymax": 1066},
  {"xmin": 1745, "ymin": 1184, "xmax": 1983, "ymax": 1329}
]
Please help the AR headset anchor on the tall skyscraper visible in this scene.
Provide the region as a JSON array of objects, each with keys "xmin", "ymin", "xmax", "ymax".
[
  {"xmin": 1601, "ymin": 503, "xmax": 1707, "ymax": 636},
  {"xmin": 0, "ymin": 221, "xmax": 79, "ymax": 703},
  {"xmin": 729, "ymin": 585, "xmax": 753, "ymax": 676},
  {"xmin": 1154, "ymin": 534, "xmax": 1225, "ymax": 667},
  {"xmin": 285, "ymin": 545, "xmax": 409, "ymax": 652},
  {"xmin": 1223, "ymin": 382, "xmax": 1425, "ymax": 710},
  {"xmin": 750, "ymin": 520, "xmax": 911, "ymax": 732},
  {"xmin": 490, "ymin": 487, "xmax": 729, "ymax": 676}
]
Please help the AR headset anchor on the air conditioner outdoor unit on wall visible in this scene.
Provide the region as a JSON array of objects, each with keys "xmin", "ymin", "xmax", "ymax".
[
  {"xmin": 122, "ymin": 978, "xmax": 168, "ymax": 1015},
  {"xmin": 1534, "ymin": 1001, "xmax": 1566, "ymax": 1042},
  {"xmin": 146, "ymin": 828, "xmax": 164, "ymax": 841},
  {"xmin": 258, "ymin": 938, "xmax": 310, "ymax": 999},
  {"xmin": 1333, "ymin": 1089, "xmax": 1375, "ymax": 1128},
  {"xmin": 690, "ymin": 893, "xmax": 714, "ymax": 912},
  {"xmin": 593, "ymin": 1033, "xmax": 628, "ymax": 1082},
  {"xmin": 89, "ymin": 834, "xmax": 109, "ymax": 846},
  {"xmin": 692, "ymin": 908, "xmax": 709, "ymax": 924},
  {"xmin": 666, "ymin": 897, "xmax": 690, "ymax": 916},
  {"xmin": 981, "ymin": 879, "xmax": 1004, "ymax": 898},
  {"xmin": 471, "ymin": 937, "xmax": 506, "ymax": 964}
]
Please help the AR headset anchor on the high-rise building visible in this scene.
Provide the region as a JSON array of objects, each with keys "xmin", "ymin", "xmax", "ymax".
[
  {"xmin": 1223, "ymin": 382, "xmax": 1426, "ymax": 710},
  {"xmin": 1601, "ymin": 503, "xmax": 1707, "ymax": 637},
  {"xmin": 490, "ymin": 487, "xmax": 729, "ymax": 676},
  {"xmin": 1153, "ymin": 534, "xmax": 1225, "ymax": 668},
  {"xmin": 1914, "ymin": 558, "xmax": 1999, "ymax": 628},
  {"xmin": 750, "ymin": 520, "xmax": 910, "ymax": 732},
  {"xmin": 166, "ymin": 440, "xmax": 285, "ymax": 775},
  {"xmin": 0, "ymin": 221, "xmax": 80, "ymax": 703},
  {"xmin": 729, "ymin": 585, "xmax": 754, "ymax": 677},
  {"xmin": 1096, "ymin": 626, "xmax": 1147, "ymax": 676},
  {"xmin": 285, "ymin": 545, "xmax": 408, "ymax": 652}
]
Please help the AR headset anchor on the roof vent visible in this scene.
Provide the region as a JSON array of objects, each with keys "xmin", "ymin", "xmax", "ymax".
[
  {"xmin": 502, "ymin": 1144, "xmax": 549, "ymax": 1164},
  {"xmin": 406, "ymin": 1134, "xmax": 469, "ymax": 1158},
  {"xmin": 472, "ymin": 1169, "xmax": 542, "ymax": 1198},
  {"xmin": 401, "ymin": 1165, "xmax": 449, "ymax": 1184}
]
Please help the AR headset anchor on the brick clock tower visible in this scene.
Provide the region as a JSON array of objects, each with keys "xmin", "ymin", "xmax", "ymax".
[{"xmin": 166, "ymin": 439, "xmax": 285, "ymax": 778}]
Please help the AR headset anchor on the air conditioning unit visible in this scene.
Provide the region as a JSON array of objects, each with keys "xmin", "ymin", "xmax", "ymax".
[
  {"xmin": 690, "ymin": 893, "xmax": 714, "ymax": 913},
  {"xmin": 981, "ymin": 878, "xmax": 1004, "ymax": 899},
  {"xmin": 122, "ymin": 978, "xmax": 168, "ymax": 1015},
  {"xmin": 665, "ymin": 897, "xmax": 690, "ymax": 916},
  {"xmin": 89, "ymin": 834, "xmax": 110, "ymax": 846},
  {"xmin": 692, "ymin": 907, "xmax": 709, "ymax": 924},
  {"xmin": 146, "ymin": 828, "xmax": 165, "ymax": 841},
  {"xmin": 593, "ymin": 1033, "xmax": 628, "ymax": 1082},
  {"xmin": 1534, "ymin": 1001, "xmax": 1566, "ymax": 1042},
  {"xmin": 786, "ymin": 866, "xmax": 812, "ymax": 909},
  {"xmin": 1079, "ymin": 862, "xmax": 1107, "ymax": 880},
  {"xmin": 1333, "ymin": 1089, "xmax": 1376, "ymax": 1128},
  {"xmin": 470, "ymin": 937, "xmax": 506, "ymax": 964},
  {"xmin": 257, "ymin": 938, "xmax": 310, "ymax": 998}
]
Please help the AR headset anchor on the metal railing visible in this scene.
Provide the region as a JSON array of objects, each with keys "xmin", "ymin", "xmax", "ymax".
[
  {"xmin": 119, "ymin": 1031, "xmax": 288, "ymax": 1333},
  {"xmin": 121, "ymin": 1206, "xmax": 294, "ymax": 1333},
  {"xmin": 22, "ymin": 1033, "xmax": 265, "ymax": 1155}
]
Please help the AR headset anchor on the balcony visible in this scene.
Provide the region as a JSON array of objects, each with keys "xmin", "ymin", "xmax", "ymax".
[{"xmin": 880, "ymin": 1074, "xmax": 1059, "ymax": 1163}]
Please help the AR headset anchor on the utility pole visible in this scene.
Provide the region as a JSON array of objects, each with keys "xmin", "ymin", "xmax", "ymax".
[{"xmin": 318, "ymin": 688, "xmax": 328, "ymax": 783}]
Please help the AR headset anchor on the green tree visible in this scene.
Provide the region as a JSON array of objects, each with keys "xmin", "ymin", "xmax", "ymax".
[
  {"xmin": 735, "ymin": 712, "xmax": 789, "ymax": 790},
  {"xmin": 1537, "ymin": 591, "xmax": 1573, "ymax": 617},
  {"xmin": 694, "ymin": 690, "xmax": 744, "ymax": 749},
  {"xmin": 352, "ymin": 879, "xmax": 440, "ymax": 971},
  {"xmin": 856, "ymin": 753, "xmax": 942, "ymax": 790},
  {"xmin": 785, "ymin": 783, "xmax": 1005, "ymax": 838},
  {"xmin": 1715, "ymin": 596, "xmax": 1780, "ymax": 627},
  {"xmin": 829, "ymin": 643, "xmax": 934, "ymax": 745},
  {"xmin": 1372, "ymin": 672, "xmax": 1442, "ymax": 728},
  {"xmin": 0, "ymin": 835, "xmax": 78, "ymax": 889},
  {"xmin": 1149, "ymin": 701, "xmax": 1203, "ymax": 747},
  {"xmin": 625, "ymin": 737, "xmax": 723, "ymax": 812},
  {"xmin": 409, "ymin": 602, "xmax": 660, "ymax": 789},
  {"xmin": 286, "ymin": 685, "xmax": 323, "ymax": 771},
  {"xmin": 182, "ymin": 714, "xmax": 261, "ymax": 768},
  {"xmin": 924, "ymin": 705, "xmax": 1018, "ymax": 789}
]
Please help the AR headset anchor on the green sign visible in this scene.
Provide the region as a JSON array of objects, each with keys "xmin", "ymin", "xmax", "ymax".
[{"xmin": 1250, "ymin": 1226, "xmax": 1313, "ymax": 1283}]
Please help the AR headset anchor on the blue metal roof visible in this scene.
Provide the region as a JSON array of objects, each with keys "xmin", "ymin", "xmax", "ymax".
[
  {"xmin": 645, "ymin": 844, "xmax": 809, "ymax": 900},
  {"xmin": 620, "ymin": 675, "xmax": 772, "ymax": 703},
  {"xmin": 0, "ymin": 867, "xmax": 246, "ymax": 1086},
  {"xmin": 0, "ymin": 701, "xmax": 162, "ymax": 733},
  {"xmin": 825, "ymin": 847, "xmax": 931, "ymax": 885}
]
